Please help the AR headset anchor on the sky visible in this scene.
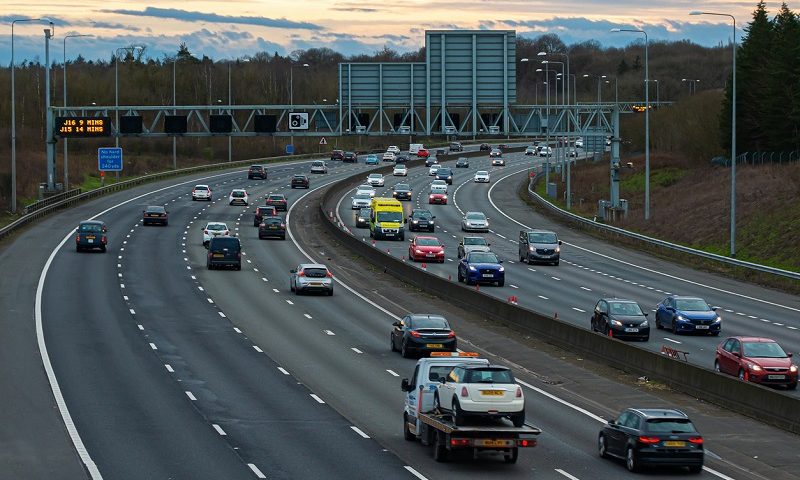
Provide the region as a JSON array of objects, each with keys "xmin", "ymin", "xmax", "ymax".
[{"xmin": 0, "ymin": 1, "xmax": 774, "ymax": 64}]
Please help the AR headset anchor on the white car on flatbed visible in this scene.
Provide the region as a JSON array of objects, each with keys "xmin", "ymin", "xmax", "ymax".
[{"xmin": 435, "ymin": 363, "xmax": 525, "ymax": 427}]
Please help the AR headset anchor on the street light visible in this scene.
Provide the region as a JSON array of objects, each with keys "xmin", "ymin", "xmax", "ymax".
[
  {"xmin": 611, "ymin": 26, "xmax": 650, "ymax": 220},
  {"xmin": 63, "ymin": 33, "xmax": 93, "ymax": 189},
  {"xmin": 690, "ymin": 10, "xmax": 737, "ymax": 256},
  {"xmin": 289, "ymin": 62, "xmax": 310, "ymax": 154},
  {"xmin": 10, "ymin": 17, "xmax": 53, "ymax": 213},
  {"xmin": 114, "ymin": 45, "xmax": 144, "ymax": 183},
  {"xmin": 681, "ymin": 78, "xmax": 700, "ymax": 94},
  {"xmin": 537, "ymin": 66, "xmax": 558, "ymax": 186},
  {"xmin": 647, "ymin": 79, "xmax": 659, "ymax": 106}
]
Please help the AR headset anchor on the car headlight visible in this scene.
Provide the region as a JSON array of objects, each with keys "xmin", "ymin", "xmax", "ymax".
[
  {"xmin": 443, "ymin": 195, "xmax": 448, "ymax": 199},
  {"xmin": 714, "ymin": 316, "xmax": 722, "ymax": 323},
  {"xmin": 555, "ymin": 246, "xmax": 561, "ymax": 253},
  {"xmin": 791, "ymin": 365, "xmax": 798, "ymax": 373},
  {"xmin": 639, "ymin": 320, "xmax": 649, "ymax": 327},
  {"xmin": 498, "ymin": 266, "xmax": 505, "ymax": 272},
  {"xmin": 610, "ymin": 320, "xmax": 623, "ymax": 327},
  {"xmin": 429, "ymin": 220, "xmax": 435, "ymax": 224},
  {"xmin": 748, "ymin": 363, "xmax": 762, "ymax": 372},
  {"xmin": 676, "ymin": 315, "xmax": 685, "ymax": 321},
  {"xmin": 412, "ymin": 220, "xmax": 419, "ymax": 224},
  {"xmin": 468, "ymin": 266, "xmax": 477, "ymax": 271},
  {"xmin": 529, "ymin": 246, "xmax": 535, "ymax": 251},
  {"xmin": 415, "ymin": 249, "xmax": 424, "ymax": 254}
]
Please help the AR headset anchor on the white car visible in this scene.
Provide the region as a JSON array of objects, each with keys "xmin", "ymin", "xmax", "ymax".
[
  {"xmin": 431, "ymin": 179, "xmax": 448, "ymax": 192},
  {"xmin": 575, "ymin": 138, "xmax": 584, "ymax": 148},
  {"xmin": 435, "ymin": 364, "xmax": 525, "ymax": 427},
  {"xmin": 367, "ymin": 173, "xmax": 385, "ymax": 187},
  {"xmin": 474, "ymin": 171, "xmax": 490, "ymax": 183},
  {"xmin": 202, "ymin": 221, "xmax": 230, "ymax": 246},
  {"xmin": 351, "ymin": 193, "xmax": 372, "ymax": 210},
  {"xmin": 383, "ymin": 151, "xmax": 397, "ymax": 162},
  {"xmin": 310, "ymin": 160, "xmax": 328, "ymax": 174},
  {"xmin": 567, "ymin": 147, "xmax": 579, "ymax": 157},
  {"xmin": 355, "ymin": 184, "xmax": 376, "ymax": 198},
  {"xmin": 192, "ymin": 184, "xmax": 212, "ymax": 201},
  {"xmin": 461, "ymin": 211, "xmax": 489, "ymax": 232},
  {"xmin": 393, "ymin": 164, "xmax": 408, "ymax": 176},
  {"xmin": 229, "ymin": 189, "xmax": 249, "ymax": 205},
  {"xmin": 386, "ymin": 145, "xmax": 401, "ymax": 154},
  {"xmin": 491, "ymin": 158, "xmax": 505, "ymax": 166},
  {"xmin": 489, "ymin": 148, "xmax": 502, "ymax": 158},
  {"xmin": 538, "ymin": 146, "xmax": 553, "ymax": 157},
  {"xmin": 428, "ymin": 164, "xmax": 440, "ymax": 176}
]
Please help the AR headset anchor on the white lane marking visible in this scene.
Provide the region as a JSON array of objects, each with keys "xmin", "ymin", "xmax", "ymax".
[
  {"xmin": 324, "ymin": 330, "xmax": 336, "ymax": 335},
  {"xmin": 191, "ymin": 275, "xmax": 196, "ymax": 280},
  {"xmin": 164, "ymin": 364, "xmax": 174, "ymax": 373},
  {"xmin": 350, "ymin": 426, "xmax": 370, "ymax": 438},
  {"xmin": 185, "ymin": 391, "xmax": 196, "ymax": 401},
  {"xmin": 789, "ymin": 326, "xmax": 798, "ymax": 330},
  {"xmin": 555, "ymin": 469, "xmax": 581, "ymax": 480},
  {"xmin": 538, "ymin": 295, "xmax": 549, "ymax": 300},
  {"xmin": 724, "ymin": 309, "xmax": 734, "ymax": 313},
  {"xmin": 310, "ymin": 394, "xmax": 326, "ymax": 404},
  {"xmin": 510, "ymin": 284, "xmax": 519, "ymax": 289},
  {"xmin": 252, "ymin": 345, "xmax": 264, "ymax": 353},
  {"xmin": 404, "ymin": 466, "xmax": 428, "ymax": 480},
  {"xmin": 248, "ymin": 464, "xmax": 267, "ymax": 479},
  {"xmin": 120, "ymin": 283, "xmax": 125, "ymax": 289},
  {"xmin": 272, "ymin": 288, "xmax": 280, "ymax": 293},
  {"xmin": 571, "ymin": 307, "xmax": 586, "ymax": 313},
  {"xmin": 304, "ymin": 313, "xmax": 313, "ymax": 319},
  {"xmin": 528, "ymin": 268, "xmax": 536, "ymax": 272},
  {"xmin": 703, "ymin": 466, "xmax": 736, "ymax": 479},
  {"xmin": 774, "ymin": 323, "xmax": 784, "ymax": 326},
  {"xmin": 747, "ymin": 315, "xmax": 757, "ymax": 319},
  {"xmin": 137, "ymin": 324, "xmax": 144, "ymax": 330},
  {"xmin": 212, "ymin": 424, "xmax": 227, "ymax": 436},
  {"xmin": 262, "ymin": 277, "xmax": 268, "ymax": 282},
  {"xmin": 149, "ymin": 343, "xmax": 157, "ymax": 350},
  {"xmin": 760, "ymin": 318, "xmax": 770, "ymax": 323},
  {"xmin": 218, "ymin": 312, "xmax": 226, "ymax": 318},
  {"xmin": 386, "ymin": 369, "xmax": 400, "ymax": 377},
  {"xmin": 516, "ymin": 379, "xmax": 607, "ymax": 423},
  {"xmin": 551, "ymin": 276, "xmax": 561, "ymax": 281},
  {"xmin": 206, "ymin": 298, "xmax": 214, "ymax": 304},
  {"xmin": 664, "ymin": 337, "xmax": 682, "ymax": 344},
  {"xmin": 123, "ymin": 295, "xmax": 129, "ymax": 301},
  {"xmin": 580, "ymin": 286, "xmax": 591, "ymax": 291},
  {"xmin": 277, "ymin": 367, "xmax": 290, "ymax": 375},
  {"xmin": 253, "ymin": 268, "xmax": 258, "ymax": 272},
  {"xmin": 198, "ymin": 286, "xmax": 204, "ymax": 291},
  {"xmin": 351, "ymin": 347, "xmax": 363, "ymax": 354},
  {"xmin": 735, "ymin": 312, "xmax": 746, "ymax": 316},
  {"xmin": 286, "ymin": 300, "xmax": 294, "ymax": 305},
  {"xmin": 234, "ymin": 327, "xmax": 242, "ymax": 333}
]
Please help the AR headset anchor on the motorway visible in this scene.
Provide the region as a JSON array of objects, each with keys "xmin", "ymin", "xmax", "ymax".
[{"xmin": 1, "ymin": 147, "xmax": 799, "ymax": 479}]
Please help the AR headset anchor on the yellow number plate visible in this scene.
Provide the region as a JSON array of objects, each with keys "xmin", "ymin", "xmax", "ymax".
[
  {"xmin": 664, "ymin": 441, "xmax": 685, "ymax": 447},
  {"xmin": 481, "ymin": 390, "xmax": 504, "ymax": 396},
  {"xmin": 426, "ymin": 344, "xmax": 443, "ymax": 348},
  {"xmin": 480, "ymin": 439, "xmax": 510, "ymax": 447},
  {"xmin": 213, "ymin": 253, "xmax": 224, "ymax": 258}
]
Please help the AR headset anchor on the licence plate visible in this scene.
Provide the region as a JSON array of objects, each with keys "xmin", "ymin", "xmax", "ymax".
[
  {"xmin": 87, "ymin": 239, "xmax": 94, "ymax": 243},
  {"xmin": 768, "ymin": 374, "xmax": 786, "ymax": 380},
  {"xmin": 695, "ymin": 325, "xmax": 710, "ymax": 329},
  {"xmin": 482, "ymin": 274, "xmax": 494, "ymax": 278},
  {"xmin": 150, "ymin": 214, "xmax": 159, "ymax": 217},
  {"xmin": 427, "ymin": 253, "xmax": 435, "ymax": 257},
  {"xmin": 479, "ymin": 439, "xmax": 511, "ymax": 447},
  {"xmin": 310, "ymin": 282, "xmax": 322, "ymax": 286},
  {"xmin": 481, "ymin": 390, "xmax": 504, "ymax": 396},
  {"xmin": 213, "ymin": 253, "xmax": 224, "ymax": 258},
  {"xmin": 624, "ymin": 328, "xmax": 639, "ymax": 332},
  {"xmin": 664, "ymin": 441, "xmax": 685, "ymax": 447},
  {"xmin": 269, "ymin": 226, "xmax": 278, "ymax": 229},
  {"xmin": 385, "ymin": 233, "xmax": 394, "ymax": 236},
  {"xmin": 426, "ymin": 344, "xmax": 443, "ymax": 348}
]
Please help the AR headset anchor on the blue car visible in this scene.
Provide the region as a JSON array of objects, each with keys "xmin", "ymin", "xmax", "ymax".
[
  {"xmin": 365, "ymin": 154, "xmax": 379, "ymax": 165},
  {"xmin": 75, "ymin": 220, "xmax": 108, "ymax": 253},
  {"xmin": 655, "ymin": 296, "xmax": 722, "ymax": 335},
  {"xmin": 458, "ymin": 251, "xmax": 504, "ymax": 286}
]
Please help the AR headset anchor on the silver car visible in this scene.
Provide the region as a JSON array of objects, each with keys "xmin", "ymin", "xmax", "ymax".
[
  {"xmin": 290, "ymin": 263, "xmax": 333, "ymax": 296},
  {"xmin": 458, "ymin": 236, "xmax": 491, "ymax": 259},
  {"xmin": 351, "ymin": 193, "xmax": 372, "ymax": 210},
  {"xmin": 461, "ymin": 211, "xmax": 489, "ymax": 232},
  {"xmin": 311, "ymin": 160, "xmax": 328, "ymax": 174}
]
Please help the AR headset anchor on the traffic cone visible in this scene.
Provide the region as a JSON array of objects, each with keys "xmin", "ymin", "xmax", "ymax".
[
  {"xmin": 448, "ymin": 275, "xmax": 452, "ymax": 281},
  {"xmin": 554, "ymin": 312, "xmax": 558, "ymax": 320},
  {"xmin": 421, "ymin": 262, "xmax": 427, "ymax": 270}
]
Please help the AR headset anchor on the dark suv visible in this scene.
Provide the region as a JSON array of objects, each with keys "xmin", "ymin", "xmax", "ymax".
[
  {"xmin": 258, "ymin": 216, "xmax": 286, "ymax": 240},
  {"xmin": 207, "ymin": 236, "xmax": 241, "ymax": 270},
  {"xmin": 75, "ymin": 220, "xmax": 108, "ymax": 252},
  {"xmin": 435, "ymin": 167, "xmax": 454, "ymax": 185},
  {"xmin": 248, "ymin": 165, "xmax": 267, "ymax": 180},
  {"xmin": 254, "ymin": 205, "xmax": 278, "ymax": 226},
  {"xmin": 518, "ymin": 229, "xmax": 561, "ymax": 265},
  {"xmin": 330, "ymin": 149, "xmax": 345, "ymax": 161},
  {"xmin": 343, "ymin": 152, "xmax": 358, "ymax": 163},
  {"xmin": 291, "ymin": 174, "xmax": 310, "ymax": 189},
  {"xmin": 408, "ymin": 209, "xmax": 435, "ymax": 232}
]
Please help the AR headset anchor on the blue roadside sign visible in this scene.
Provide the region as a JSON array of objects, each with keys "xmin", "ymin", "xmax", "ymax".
[
  {"xmin": 98, "ymin": 147, "xmax": 123, "ymax": 171},
  {"xmin": 286, "ymin": 144, "xmax": 294, "ymax": 154}
]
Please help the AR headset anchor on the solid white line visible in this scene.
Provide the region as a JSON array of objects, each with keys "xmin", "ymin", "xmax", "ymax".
[
  {"xmin": 664, "ymin": 337, "xmax": 682, "ymax": 344},
  {"xmin": 304, "ymin": 313, "xmax": 313, "ymax": 319},
  {"xmin": 350, "ymin": 426, "xmax": 370, "ymax": 438},
  {"xmin": 555, "ymin": 469, "xmax": 581, "ymax": 480},
  {"xmin": 212, "ymin": 424, "xmax": 227, "ymax": 436},
  {"xmin": 572, "ymin": 307, "xmax": 586, "ymax": 313},
  {"xmin": 351, "ymin": 347, "xmax": 363, "ymax": 354},
  {"xmin": 218, "ymin": 312, "xmax": 226, "ymax": 318},
  {"xmin": 164, "ymin": 364, "xmax": 174, "ymax": 373},
  {"xmin": 277, "ymin": 367, "xmax": 290, "ymax": 375},
  {"xmin": 703, "ymin": 466, "xmax": 736, "ymax": 480},
  {"xmin": 252, "ymin": 345, "xmax": 264, "ymax": 353},
  {"xmin": 404, "ymin": 466, "xmax": 428, "ymax": 480},
  {"xmin": 386, "ymin": 369, "xmax": 400, "ymax": 377},
  {"xmin": 234, "ymin": 327, "xmax": 242, "ymax": 334},
  {"xmin": 516, "ymin": 379, "xmax": 607, "ymax": 423},
  {"xmin": 248, "ymin": 463, "xmax": 267, "ymax": 479},
  {"xmin": 149, "ymin": 343, "xmax": 157, "ymax": 350},
  {"xmin": 310, "ymin": 394, "xmax": 326, "ymax": 404},
  {"xmin": 185, "ymin": 391, "xmax": 196, "ymax": 401}
]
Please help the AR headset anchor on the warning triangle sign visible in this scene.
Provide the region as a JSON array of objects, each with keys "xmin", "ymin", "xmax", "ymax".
[{"xmin": 319, "ymin": 137, "xmax": 328, "ymax": 145}]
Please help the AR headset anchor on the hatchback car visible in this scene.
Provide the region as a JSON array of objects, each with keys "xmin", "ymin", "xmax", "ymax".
[
  {"xmin": 258, "ymin": 216, "xmax": 286, "ymax": 240},
  {"xmin": 391, "ymin": 314, "xmax": 457, "ymax": 358},
  {"xmin": 436, "ymin": 167, "xmax": 454, "ymax": 185},
  {"xmin": 424, "ymin": 157, "xmax": 439, "ymax": 167},
  {"xmin": 393, "ymin": 164, "xmax": 408, "ymax": 176},
  {"xmin": 191, "ymin": 184, "xmax": 212, "ymax": 201},
  {"xmin": 351, "ymin": 193, "xmax": 372, "ymax": 210},
  {"xmin": 343, "ymin": 151, "xmax": 358, "ymax": 163},
  {"xmin": 458, "ymin": 236, "xmax": 491, "ymax": 259},
  {"xmin": 355, "ymin": 184, "xmax": 376, "ymax": 198},
  {"xmin": 265, "ymin": 193, "xmax": 288, "ymax": 211},
  {"xmin": 142, "ymin": 205, "xmax": 168, "ymax": 226},
  {"xmin": 247, "ymin": 164, "xmax": 267, "ymax": 179},
  {"xmin": 435, "ymin": 364, "xmax": 524, "ymax": 427},
  {"xmin": 229, "ymin": 189, "xmax": 249, "ymax": 205},
  {"xmin": 491, "ymin": 157, "xmax": 506, "ymax": 166},
  {"xmin": 474, "ymin": 170, "xmax": 490, "ymax": 183},
  {"xmin": 428, "ymin": 164, "xmax": 441, "ymax": 176},
  {"xmin": 575, "ymin": 138, "xmax": 584, "ymax": 148},
  {"xmin": 75, "ymin": 220, "xmax": 108, "ymax": 252},
  {"xmin": 408, "ymin": 209, "xmax": 436, "ymax": 232},
  {"xmin": 479, "ymin": 143, "xmax": 491, "ymax": 151},
  {"xmin": 310, "ymin": 160, "xmax": 328, "ymax": 174},
  {"xmin": 590, "ymin": 299, "xmax": 650, "ymax": 341},
  {"xmin": 518, "ymin": 229, "xmax": 561, "ymax": 265},
  {"xmin": 330, "ymin": 149, "xmax": 345, "ymax": 161},
  {"xmin": 408, "ymin": 236, "xmax": 445, "ymax": 263},
  {"xmin": 417, "ymin": 148, "xmax": 430, "ymax": 158},
  {"xmin": 383, "ymin": 151, "xmax": 396, "ymax": 162},
  {"xmin": 598, "ymin": 408, "xmax": 704, "ymax": 473},
  {"xmin": 449, "ymin": 142, "xmax": 463, "ymax": 152},
  {"xmin": 365, "ymin": 154, "xmax": 379, "ymax": 165},
  {"xmin": 386, "ymin": 145, "xmax": 400, "ymax": 154},
  {"xmin": 458, "ymin": 251, "xmax": 504, "ymax": 286},
  {"xmin": 429, "ymin": 185, "xmax": 448, "ymax": 205},
  {"xmin": 489, "ymin": 148, "xmax": 502, "ymax": 158},
  {"xmin": 291, "ymin": 174, "xmax": 310, "ymax": 189},
  {"xmin": 394, "ymin": 154, "xmax": 410, "ymax": 164},
  {"xmin": 525, "ymin": 146, "xmax": 537, "ymax": 155},
  {"xmin": 355, "ymin": 207, "xmax": 372, "ymax": 228},
  {"xmin": 538, "ymin": 146, "xmax": 553, "ymax": 157},
  {"xmin": 207, "ymin": 236, "xmax": 241, "ymax": 270},
  {"xmin": 290, "ymin": 263, "xmax": 334, "ymax": 296},
  {"xmin": 202, "ymin": 222, "xmax": 230, "ymax": 246},
  {"xmin": 392, "ymin": 183, "xmax": 413, "ymax": 201},
  {"xmin": 715, "ymin": 336, "xmax": 797, "ymax": 389},
  {"xmin": 367, "ymin": 173, "xmax": 385, "ymax": 187},
  {"xmin": 655, "ymin": 296, "xmax": 721, "ymax": 335},
  {"xmin": 455, "ymin": 158, "xmax": 469, "ymax": 168},
  {"xmin": 253, "ymin": 205, "xmax": 278, "ymax": 226},
  {"xmin": 461, "ymin": 211, "xmax": 489, "ymax": 232}
]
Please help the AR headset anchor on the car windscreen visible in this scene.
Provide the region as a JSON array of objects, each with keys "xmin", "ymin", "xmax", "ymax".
[
  {"xmin": 369, "ymin": 174, "xmax": 382, "ymax": 179},
  {"xmin": 468, "ymin": 252, "xmax": 498, "ymax": 263},
  {"xmin": 211, "ymin": 238, "xmax": 239, "ymax": 250},
  {"xmin": 743, "ymin": 342, "xmax": 787, "ymax": 358},
  {"xmin": 476, "ymin": 171, "xmax": 488, "ymax": 176},
  {"xmin": 358, "ymin": 208, "xmax": 371, "ymax": 218},
  {"xmin": 674, "ymin": 298, "xmax": 711, "ymax": 311},
  {"xmin": 395, "ymin": 184, "xmax": 410, "ymax": 190},
  {"xmin": 416, "ymin": 238, "xmax": 440, "ymax": 247},
  {"xmin": 302, "ymin": 267, "xmax": 329, "ymax": 278},
  {"xmin": 293, "ymin": 175, "xmax": 306, "ymax": 180},
  {"xmin": 464, "ymin": 237, "xmax": 487, "ymax": 246},
  {"xmin": 437, "ymin": 169, "xmax": 452, "ymax": 175},
  {"xmin": 377, "ymin": 212, "xmax": 402, "ymax": 223},
  {"xmin": 609, "ymin": 302, "xmax": 644, "ymax": 316},
  {"xmin": 465, "ymin": 368, "xmax": 514, "ymax": 384},
  {"xmin": 414, "ymin": 316, "xmax": 449, "ymax": 329},
  {"xmin": 79, "ymin": 223, "xmax": 103, "ymax": 232},
  {"xmin": 207, "ymin": 224, "xmax": 226, "ymax": 231},
  {"xmin": 528, "ymin": 232, "xmax": 557, "ymax": 243},
  {"xmin": 413, "ymin": 211, "xmax": 432, "ymax": 220},
  {"xmin": 645, "ymin": 419, "xmax": 697, "ymax": 434},
  {"xmin": 466, "ymin": 213, "xmax": 485, "ymax": 220},
  {"xmin": 429, "ymin": 366, "xmax": 453, "ymax": 382}
]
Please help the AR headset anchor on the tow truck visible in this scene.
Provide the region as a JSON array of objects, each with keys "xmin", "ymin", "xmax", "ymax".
[{"xmin": 401, "ymin": 352, "xmax": 540, "ymax": 463}]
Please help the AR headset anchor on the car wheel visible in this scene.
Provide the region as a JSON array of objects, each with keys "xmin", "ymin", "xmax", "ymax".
[
  {"xmin": 739, "ymin": 369, "xmax": 747, "ymax": 381},
  {"xmin": 711, "ymin": 331, "xmax": 720, "ymax": 336},
  {"xmin": 236, "ymin": 264, "xmax": 241, "ymax": 271},
  {"xmin": 714, "ymin": 360, "xmax": 721, "ymax": 372},
  {"xmin": 625, "ymin": 447, "xmax": 638, "ymax": 472},
  {"xmin": 400, "ymin": 340, "xmax": 410, "ymax": 359},
  {"xmin": 503, "ymin": 447, "xmax": 519, "ymax": 464},
  {"xmin": 688, "ymin": 465, "xmax": 703, "ymax": 474},
  {"xmin": 671, "ymin": 320, "xmax": 678, "ymax": 334},
  {"xmin": 403, "ymin": 413, "xmax": 415, "ymax": 441},
  {"xmin": 390, "ymin": 335, "xmax": 397, "ymax": 352},
  {"xmin": 497, "ymin": 279, "xmax": 504, "ymax": 287},
  {"xmin": 519, "ymin": 252, "xmax": 524, "ymax": 262},
  {"xmin": 511, "ymin": 410, "xmax": 525, "ymax": 427},
  {"xmin": 453, "ymin": 399, "xmax": 465, "ymax": 426},
  {"xmin": 76, "ymin": 245, "xmax": 81, "ymax": 252},
  {"xmin": 553, "ymin": 260, "xmax": 559, "ymax": 266},
  {"xmin": 327, "ymin": 289, "xmax": 333, "ymax": 296},
  {"xmin": 655, "ymin": 316, "xmax": 663, "ymax": 329},
  {"xmin": 598, "ymin": 434, "xmax": 610, "ymax": 458},
  {"xmin": 100, "ymin": 246, "xmax": 107, "ymax": 253},
  {"xmin": 788, "ymin": 382, "xmax": 798, "ymax": 391}
]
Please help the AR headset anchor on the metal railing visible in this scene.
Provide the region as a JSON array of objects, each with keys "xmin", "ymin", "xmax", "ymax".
[
  {"xmin": 527, "ymin": 175, "xmax": 800, "ymax": 281},
  {"xmin": 23, "ymin": 188, "xmax": 83, "ymax": 214}
]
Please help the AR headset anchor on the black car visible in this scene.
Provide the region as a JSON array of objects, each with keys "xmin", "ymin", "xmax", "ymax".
[
  {"xmin": 479, "ymin": 143, "xmax": 491, "ymax": 151},
  {"xmin": 291, "ymin": 174, "xmax": 310, "ymax": 189},
  {"xmin": 449, "ymin": 142, "xmax": 463, "ymax": 152},
  {"xmin": 455, "ymin": 157, "xmax": 469, "ymax": 168},
  {"xmin": 265, "ymin": 194, "xmax": 288, "ymax": 211},
  {"xmin": 435, "ymin": 167, "xmax": 454, "ymax": 185},
  {"xmin": 330, "ymin": 149, "xmax": 344, "ymax": 161},
  {"xmin": 424, "ymin": 157, "xmax": 438, "ymax": 167},
  {"xmin": 343, "ymin": 151, "xmax": 358, "ymax": 163},
  {"xmin": 206, "ymin": 236, "xmax": 241, "ymax": 270},
  {"xmin": 75, "ymin": 220, "xmax": 107, "ymax": 253},
  {"xmin": 355, "ymin": 207, "xmax": 372, "ymax": 228},
  {"xmin": 408, "ymin": 209, "xmax": 435, "ymax": 232},
  {"xmin": 591, "ymin": 298, "xmax": 650, "ymax": 341},
  {"xmin": 392, "ymin": 183, "xmax": 413, "ymax": 201},
  {"xmin": 395, "ymin": 154, "xmax": 410, "ymax": 164},
  {"xmin": 599, "ymin": 408, "xmax": 704, "ymax": 473},
  {"xmin": 258, "ymin": 216, "xmax": 286, "ymax": 240},
  {"xmin": 248, "ymin": 164, "xmax": 267, "ymax": 179},
  {"xmin": 253, "ymin": 205, "xmax": 278, "ymax": 226},
  {"xmin": 142, "ymin": 205, "xmax": 168, "ymax": 226},
  {"xmin": 498, "ymin": 143, "xmax": 509, "ymax": 150},
  {"xmin": 390, "ymin": 314, "xmax": 457, "ymax": 358},
  {"xmin": 436, "ymin": 148, "xmax": 446, "ymax": 156}
]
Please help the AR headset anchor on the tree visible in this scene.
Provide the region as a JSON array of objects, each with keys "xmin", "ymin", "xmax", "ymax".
[
  {"xmin": 763, "ymin": 3, "xmax": 800, "ymax": 151},
  {"xmin": 632, "ymin": 55, "xmax": 642, "ymax": 71},
  {"xmin": 617, "ymin": 58, "xmax": 630, "ymax": 75}
]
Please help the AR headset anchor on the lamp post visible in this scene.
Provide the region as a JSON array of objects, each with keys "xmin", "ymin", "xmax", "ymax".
[
  {"xmin": 537, "ymin": 67, "xmax": 557, "ymax": 185},
  {"xmin": 289, "ymin": 62, "xmax": 309, "ymax": 155},
  {"xmin": 114, "ymin": 45, "xmax": 143, "ymax": 183},
  {"xmin": 63, "ymin": 33, "xmax": 93, "ymax": 190},
  {"xmin": 681, "ymin": 78, "xmax": 700, "ymax": 94},
  {"xmin": 611, "ymin": 27, "xmax": 650, "ymax": 220},
  {"xmin": 691, "ymin": 11, "xmax": 737, "ymax": 256},
  {"xmin": 544, "ymin": 60, "xmax": 565, "ymax": 177}
]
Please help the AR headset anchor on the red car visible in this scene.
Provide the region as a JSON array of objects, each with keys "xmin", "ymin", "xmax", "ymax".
[
  {"xmin": 408, "ymin": 236, "xmax": 445, "ymax": 263},
  {"xmin": 428, "ymin": 192, "xmax": 447, "ymax": 204},
  {"xmin": 417, "ymin": 148, "xmax": 430, "ymax": 158},
  {"xmin": 715, "ymin": 336, "xmax": 798, "ymax": 389}
]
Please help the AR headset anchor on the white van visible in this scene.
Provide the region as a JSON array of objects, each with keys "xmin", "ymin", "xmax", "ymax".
[{"xmin": 409, "ymin": 143, "xmax": 424, "ymax": 155}]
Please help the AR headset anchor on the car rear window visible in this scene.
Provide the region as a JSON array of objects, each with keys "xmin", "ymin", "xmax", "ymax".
[
  {"xmin": 195, "ymin": 185, "xmax": 209, "ymax": 191},
  {"xmin": 465, "ymin": 368, "xmax": 514, "ymax": 384},
  {"xmin": 79, "ymin": 224, "xmax": 103, "ymax": 232},
  {"xmin": 207, "ymin": 224, "xmax": 226, "ymax": 231},
  {"xmin": 429, "ymin": 366, "xmax": 453, "ymax": 382},
  {"xmin": 268, "ymin": 195, "xmax": 285, "ymax": 201},
  {"xmin": 303, "ymin": 267, "xmax": 329, "ymax": 278},
  {"xmin": 414, "ymin": 316, "xmax": 449, "ymax": 329},
  {"xmin": 645, "ymin": 419, "xmax": 697, "ymax": 434},
  {"xmin": 263, "ymin": 216, "xmax": 283, "ymax": 224},
  {"xmin": 211, "ymin": 238, "xmax": 239, "ymax": 249},
  {"xmin": 145, "ymin": 206, "xmax": 165, "ymax": 213},
  {"xmin": 232, "ymin": 191, "xmax": 245, "ymax": 197},
  {"xmin": 258, "ymin": 207, "xmax": 275, "ymax": 214}
]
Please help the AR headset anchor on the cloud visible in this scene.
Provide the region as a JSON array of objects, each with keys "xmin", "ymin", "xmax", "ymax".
[
  {"xmin": 100, "ymin": 7, "xmax": 322, "ymax": 30},
  {"xmin": 330, "ymin": 7, "xmax": 383, "ymax": 12}
]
